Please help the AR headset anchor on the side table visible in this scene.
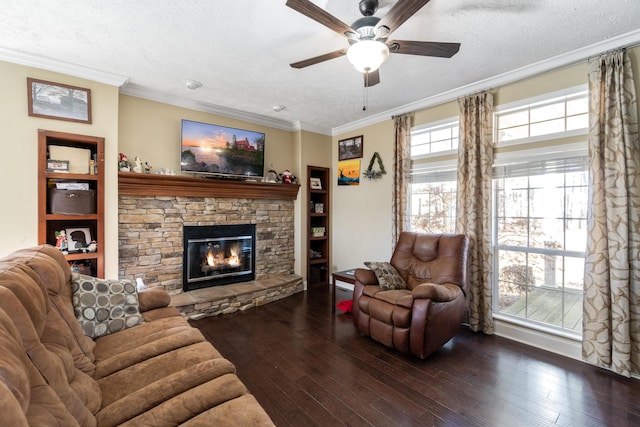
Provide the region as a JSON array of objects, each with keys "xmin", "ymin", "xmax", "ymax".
[{"xmin": 332, "ymin": 269, "xmax": 357, "ymax": 312}]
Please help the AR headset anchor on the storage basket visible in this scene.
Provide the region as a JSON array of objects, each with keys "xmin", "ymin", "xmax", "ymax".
[{"xmin": 49, "ymin": 189, "xmax": 96, "ymax": 215}]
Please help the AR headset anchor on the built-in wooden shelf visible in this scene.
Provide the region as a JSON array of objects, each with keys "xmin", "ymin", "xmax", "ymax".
[{"xmin": 118, "ymin": 172, "xmax": 300, "ymax": 200}]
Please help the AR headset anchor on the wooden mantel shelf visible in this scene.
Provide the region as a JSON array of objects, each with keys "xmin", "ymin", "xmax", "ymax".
[{"xmin": 118, "ymin": 172, "xmax": 300, "ymax": 200}]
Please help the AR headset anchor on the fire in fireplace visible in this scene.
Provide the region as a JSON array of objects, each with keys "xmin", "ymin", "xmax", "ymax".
[{"xmin": 183, "ymin": 224, "xmax": 256, "ymax": 291}]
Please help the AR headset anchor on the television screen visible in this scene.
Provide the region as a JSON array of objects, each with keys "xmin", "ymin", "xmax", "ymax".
[{"xmin": 180, "ymin": 119, "xmax": 265, "ymax": 178}]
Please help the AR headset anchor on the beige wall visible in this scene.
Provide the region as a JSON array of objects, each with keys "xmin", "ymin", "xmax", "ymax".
[
  {"xmin": 118, "ymin": 95, "xmax": 298, "ymax": 176},
  {"xmin": 0, "ymin": 61, "xmax": 120, "ymax": 276},
  {"xmin": 332, "ymin": 120, "xmax": 395, "ymax": 271}
]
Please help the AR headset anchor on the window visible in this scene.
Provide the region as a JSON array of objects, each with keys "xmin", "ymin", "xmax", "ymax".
[
  {"xmin": 495, "ymin": 88, "xmax": 588, "ymax": 143},
  {"xmin": 410, "ymin": 169, "xmax": 457, "ymax": 234},
  {"xmin": 411, "ymin": 121, "xmax": 459, "ymax": 156},
  {"xmin": 410, "ymin": 120, "xmax": 459, "ymax": 234},
  {"xmin": 493, "ymin": 155, "xmax": 587, "ymax": 335},
  {"xmin": 493, "ymin": 81, "xmax": 588, "ymax": 339}
]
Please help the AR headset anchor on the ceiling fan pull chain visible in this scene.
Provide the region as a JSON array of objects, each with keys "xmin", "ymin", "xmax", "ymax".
[{"xmin": 363, "ymin": 69, "xmax": 369, "ymax": 111}]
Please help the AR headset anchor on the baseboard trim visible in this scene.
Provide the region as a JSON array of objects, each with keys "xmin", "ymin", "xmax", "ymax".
[{"xmin": 494, "ymin": 318, "xmax": 582, "ymax": 361}]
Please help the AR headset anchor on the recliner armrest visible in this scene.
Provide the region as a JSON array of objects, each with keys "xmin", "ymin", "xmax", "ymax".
[
  {"xmin": 354, "ymin": 268, "xmax": 378, "ymax": 285},
  {"xmin": 138, "ymin": 287, "xmax": 171, "ymax": 312},
  {"xmin": 412, "ymin": 283, "xmax": 462, "ymax": 302}
]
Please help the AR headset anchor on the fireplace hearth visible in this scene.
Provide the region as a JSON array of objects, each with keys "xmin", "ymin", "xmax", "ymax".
[{"xmin": 183, "ymin": 224, "xmax": 256, "ymax": 292}]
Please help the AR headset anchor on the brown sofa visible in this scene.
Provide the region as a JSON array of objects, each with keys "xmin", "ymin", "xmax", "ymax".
[
  {"xmin": 0, "ymin": 244, "xmax": 274, "ymax": 426},
  {"xmin": 352, "ymin": 232, "xmax": 469, "ymax": 359}
]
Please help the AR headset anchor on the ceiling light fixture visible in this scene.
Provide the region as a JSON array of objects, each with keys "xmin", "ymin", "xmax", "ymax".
[
  {"xmin": 272, "ymin": 104, "xmax": 286, "ymax": 112},
  {"xmin": 184, "ymin": 79, "xmax": 202, "ymax": 90},
  {"xmin": 346, "ymin": 39, "xmax": 389, "ymax": 73}
]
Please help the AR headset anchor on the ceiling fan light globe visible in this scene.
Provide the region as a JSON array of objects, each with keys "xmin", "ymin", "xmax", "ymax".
[{"xmin": 346, "ymin": 40, "xmax": 389, "ymax": 73}]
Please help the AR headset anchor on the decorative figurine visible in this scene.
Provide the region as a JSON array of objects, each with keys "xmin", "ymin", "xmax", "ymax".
[
  {"xmin": 280, "ymin": 169, "xmax": 296, "ymax": 184},
  {"xmin": 133, "ymin": 156, "xmax": 143, "ymax": 173},
  {"xmin": 84, "ymin": 241, "xmax": 98, "ymax": 253},
  {"xmin": 144, "ymin": 161, "xmax": 152, "ymax": 174},
  {"xmin": 119, "ymin": 153, "xmax": 131, "ymax": 172},
  {"xmin": 264, "ymin": 164, "xmax": 280, "ymax": 183},
  {"xmin": 55, "ymin": 230, "xmax": 68, "ymax": 253}
]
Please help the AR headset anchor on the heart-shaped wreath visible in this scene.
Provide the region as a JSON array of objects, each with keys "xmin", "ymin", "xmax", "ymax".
[{"xmin": 363, "ymin": 152, "xmax": 386, "ymax": 180}]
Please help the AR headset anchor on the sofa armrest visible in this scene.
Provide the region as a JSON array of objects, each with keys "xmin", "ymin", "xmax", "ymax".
[
  {"xmin": 138, "ymin": 287, "xmax": 171, "ymax": 312},
  {"xmin": 412, "ymin": 283, "xmax": 462, "ymax": 302},
  {"xmin": 354, "ymin": 268, "xmax": 378, "ymax": 285}
]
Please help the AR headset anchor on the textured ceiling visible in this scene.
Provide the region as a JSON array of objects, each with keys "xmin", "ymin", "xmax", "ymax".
[{"xmin": 1, "ymin": 0, "xmax": 639, "ymax": 134}]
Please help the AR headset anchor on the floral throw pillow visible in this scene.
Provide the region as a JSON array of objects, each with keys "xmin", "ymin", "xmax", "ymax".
[
  {"xmin": 364, "ymin": 261, "xmax": 407, "ymax": 290},
  {"xmin": 72, "ymin": 273, "xmax": 143, "ymax": 339}
]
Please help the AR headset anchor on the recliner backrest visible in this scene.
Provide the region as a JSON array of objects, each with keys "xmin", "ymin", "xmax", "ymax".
[{"xmin": 390, "ymin": 232, "xmax": 469, "ymax": 294}]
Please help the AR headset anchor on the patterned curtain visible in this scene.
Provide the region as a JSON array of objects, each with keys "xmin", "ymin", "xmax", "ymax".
[
  {"xmin": 583, "ymin": 50, "xmax": 640, "ymax": 378},
  {"xmin": 456, "ymin": 92, "xmax": 494, "ymax": 334},
  {"xmin": 392, "ymin": 113, "xmax": 413, "ymax": 246}
]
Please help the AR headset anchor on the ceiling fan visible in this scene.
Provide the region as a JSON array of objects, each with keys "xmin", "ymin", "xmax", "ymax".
[{"xmin": 286, "ymin": 0, "xmax": 461, "ymax": 87}]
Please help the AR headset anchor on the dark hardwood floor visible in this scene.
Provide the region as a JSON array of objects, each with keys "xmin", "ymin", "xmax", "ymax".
[{"xmin": 190, "ymin": 284, "xmax": 640, "ymax": 427}]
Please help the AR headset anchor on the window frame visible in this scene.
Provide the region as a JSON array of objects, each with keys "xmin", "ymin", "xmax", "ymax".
[
  {"xmin": 411, "ymin": 117, "xmax": 459, "ymax": 158},
  {"xmin": 491, "ymin": 98, "xmax": 588, "ymax": 341},
  {"xmin": 494, "ymin": 85, "xmax": 588, "ymax": 147},
  {"xmin": 409, "ymin": 117, "xmax": 459, "ymax": 235}
]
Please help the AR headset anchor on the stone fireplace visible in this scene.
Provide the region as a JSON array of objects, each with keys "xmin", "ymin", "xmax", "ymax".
[
  {"xmin": 183, "ymin": 224, "xmax": 256, "ymax": 291},
  {"xmin": 118, "ymin": 173, "xmax": 303, "ymax": 319}
]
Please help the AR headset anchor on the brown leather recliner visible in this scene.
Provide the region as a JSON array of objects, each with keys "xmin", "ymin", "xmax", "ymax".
[{"xmin": 352, "ymin": 232, "xmax": 469, "ymax": 359}]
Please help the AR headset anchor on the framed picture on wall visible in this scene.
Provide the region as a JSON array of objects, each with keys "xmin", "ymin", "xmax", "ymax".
[
  {"xmin": 337, "ymin": 159, "xmax": 361, "ymax": 186},
  {"xmin": 338, "ymin": 135, "xmax": 364, "ymax": 161},
  {"xmin": 27, "ymin": 78, "xmax": 92, "ymax": 123}
]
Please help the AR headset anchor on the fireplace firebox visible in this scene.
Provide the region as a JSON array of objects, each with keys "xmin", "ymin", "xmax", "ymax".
[{"xmin": 183, "ymin": 224, "xmax": 256, "ymax": 292}]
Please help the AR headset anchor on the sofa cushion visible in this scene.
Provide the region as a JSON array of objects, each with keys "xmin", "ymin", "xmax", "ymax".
[
  {"xmin": 96, "ymin": 344, "xmax": 236, "ymax": 426},
  {"xmin": 0, "ymin": 307, "xmax": 79, "ymax": 427},
  {"xmin": 103, "ymin": 373, "xmax": 248, "ymax": 427},
  {"xmin": 94, "ymin": 326, "xmax": 210, "ymax": 379},
  {"xmin": 137, "ymin": 286, "xmax": 171, "ymax": 312},
  {"xmin": 0, "ymin": 309, "xmax": 30, "ymax": 417},
  {"xmin": 364, "ymin": 261, "xmax": 407, "ymax": 290},
  {"xmin": 6, "ymin": 246, "xmax": 98, "ymax": 374},
  {"xmin": 72, "ymin": 273, "xmax": 143, "ymax": 338},
  {"xmin": 92, "ymin": 315, "xmax": 200, "ymax": 362},
  {"xmin": 0, "ymin": 281, "xmax": 97, "ymax": 426},
  {"xmin": 175, "ymin": 393, "xmax": 275, "ymax": 426}
]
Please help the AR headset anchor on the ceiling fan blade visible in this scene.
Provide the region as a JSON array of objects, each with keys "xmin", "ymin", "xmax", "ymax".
[
  {"xmin": 364, "ymin": 69, "xmax": 380, "ymax": 87},
  {"xmin": 376, "ymin": 0, "xmax": 431, "ymax": 35},
  {"xmin": 286, "ymin": 0, "xmax": 353, "ymax": 36},
  {"xmin": 290, "ymin": 49, "xmax": 347, "ymax": 69},
  {"xmin": 388, "ymin": 40, "xmax": 460, "ymax": 58}
]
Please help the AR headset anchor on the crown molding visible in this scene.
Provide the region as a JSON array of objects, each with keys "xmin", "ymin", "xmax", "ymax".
[
  {"xmin": 4, "ymin": 27, "xmax": 640, "ymax": 137},
  {"xmin": 0, "ymin": 46, "xmax": 129, "ymax": 86},
  {"xmin": 120, "ymin": 83, "xmax": 300, "ymax": 132},
  {"xmin": 291, "ymin": 121, "xmax": 332, "ymax": 136},
  {"xmin": 331, "ymin": 28, "xmax": 640, "ymax": 136}
]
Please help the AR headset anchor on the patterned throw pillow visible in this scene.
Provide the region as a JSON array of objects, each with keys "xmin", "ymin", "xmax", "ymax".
[
  {"xmin": 72, "ymin": 273, "xmax": 143, "ymax": 338},
  {"xmin": 364, "ymin": 261, "xmax": 407, "ymax": 290}
]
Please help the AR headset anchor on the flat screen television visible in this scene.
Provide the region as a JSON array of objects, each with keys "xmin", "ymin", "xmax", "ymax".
[{"xmin": 180, "ymin": 119, "xmax": 265, "ymax": 179}]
